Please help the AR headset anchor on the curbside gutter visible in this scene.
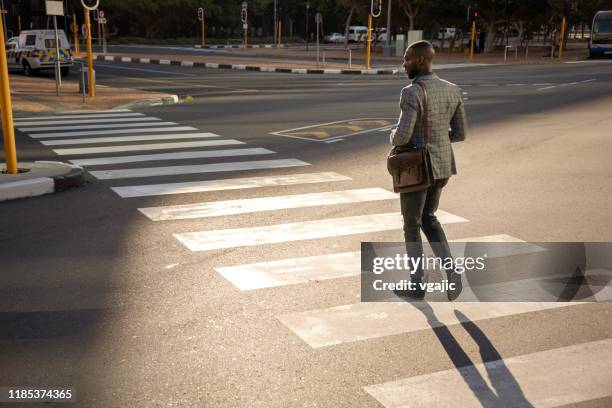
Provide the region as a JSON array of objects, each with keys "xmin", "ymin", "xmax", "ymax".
[
  {"xmin": 0, "ymin": 162, "xmax": 86, "ymax": 202},
  {"xmin": 94, "ymin": 54, "xmax": 399, "ymax": 75}
]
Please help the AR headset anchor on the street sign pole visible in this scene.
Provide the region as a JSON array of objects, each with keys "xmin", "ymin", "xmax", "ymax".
[
  {"xmin": 366, "ymin": 0, "xmax": 383, "ymax": 70},
  {"xmin": 81, "ymin": 0, "xmax": 99, "ymax": 97},
  {"xmin": 198, "ymin": 8, "xmax": 205, "ymax": 47},
  {"xmin": 305, "ymin": 3, "xmax": 310, "ymax": 52},
  {"xmin": 0, "ymin": 11, "xmax": 18, "ymax": 174},
  {"xmin": 470, "ymin": 20, "xmax": 476, "ymax": 60},
  {"xmin": 54, "ymin": 15, "xmax": 61, "ymax": 94},
  {"xmin": 73, "ymin": 13, "xmax": 80, "ymax": 54},
  {"xmin": 315, "ymin": 13, "xmax": 321, "ymax": 67},
  {"xmin": 241, "ymin": 2, "xmax": 248, "ymax": 48}
]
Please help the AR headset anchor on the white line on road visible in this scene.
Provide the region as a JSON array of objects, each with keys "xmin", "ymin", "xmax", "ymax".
[
  {"xmin": 365, "ymin": 338, "xmax": 612, "ymax": 408},
  {"xmin": 214, "ymin": 234, "xmax": 532, "ymax": 291},
  {"xmin": 536, "ymin": 85, "xmax": 557, "ymax": 91},
  {"xmin": 139, "ymin": 188, "xmax": 397, "ymax": 221},
  {"xmin": 40, "ymin": 132, "xmax": 219, "ymax": 146},
  {"xmin": 90, "ymin": 158, "xmax": 310, "ymax": 180},
  {"xmin": 277, "ymin": 302, "xmax": 583, "ymax": 349},
  {"xmin": 14, "ymin": 112, "xmax": 144, "ymax": 121},
  {"xmin": 174, "ymin": 211, "xmax": 467, "ymax": 252},
  {"xmin": 20, "ymin": 121, "xmax": 178, "ymax": 132},
  {"xmin": 29, "ymin": 126, "xmax": 197, "ymax": 138},
  {"xmin": 581, "ymin": 78, "xmax": 597, "ymax": 83},
  {"xmin": 70, "ymin": 147, "xmax": 274, "ymax": 166},
  {"xmin": 96, "ymin": 61, "xmax": 197, "ymax": 76},
  {"xmin": 53, "ymin": 140, "xmax": 244, "ymax": 156},
  {"xmin": 14, "ymin": 117, "xmax": 162, "ymax": 126},
  {"xmin": 111, "ymin": 172, "xmax": 352, "ymax": 198}
]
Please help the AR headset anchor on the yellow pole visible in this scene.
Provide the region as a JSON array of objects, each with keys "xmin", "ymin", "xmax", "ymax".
[
  {"xmin": 278, "ymin": 21, "xmax": 282, "ymax": 47},
  {"xmin": 244, "ymin": 26, "xmax": 247, "ymax": 47},
  {"xmin": 558, "ymin": 17, "xmax": 566, "ymax": 59},
  {"xmin": 73, "ymin": 13, "xmax": 80, "ymax": 54},
  {"xmin": 18, "ymin": 16, "xmax": 22, "ymax": 34},
  {"xmin": 365, "ymin": 13, "xmax": 372, "ymax": 69},
  {"xmin": 201, "ymin": 16, "xmax": 205, "ymax": 47},
  {"xmin": 84, "ymin": 9, "xmax": 95, "ymax": 97},
  {"xmin": 0, "ymin": 15, "xmax": 18, "ymax": 174},
  {"xmin": 470, "ymin": 21, "xmax": 476, "ymax": 60}
]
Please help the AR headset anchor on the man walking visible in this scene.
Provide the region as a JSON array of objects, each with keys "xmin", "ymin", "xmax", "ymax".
[{"xmin": 390, "ymin": 41, "xmax": 467, "ymax": 301}]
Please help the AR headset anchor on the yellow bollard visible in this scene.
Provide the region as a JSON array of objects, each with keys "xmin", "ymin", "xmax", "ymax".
[
  {"xmin": 278, "ymin": 21, "xmax": 282, "ymax": 47},
  {"xmin": 558, "ymin": 17, "xmax": 566, "ymax": 59},
  {"xmin": 84, "ymin": 9, "xmax": 95, "ymax": 97},
  {"xmin": 0, "ymin": 14, "xmax": 18, "ymax": 174},
  {"xmin": 470, "ymin": 21, "xmax": 476, "ymax": 60},
  {"xmin": 73, "ymin": 13, "xmax": 80, "ymax": 54},
  {"xmin": 365, "ymin": 13, "xmax": 372, "ymax": 69}
]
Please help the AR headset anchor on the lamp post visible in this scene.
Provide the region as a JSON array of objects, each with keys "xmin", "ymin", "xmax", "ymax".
[{"xmin": 305, "ymin": 2, "xmax": 310, "ymax": 51}]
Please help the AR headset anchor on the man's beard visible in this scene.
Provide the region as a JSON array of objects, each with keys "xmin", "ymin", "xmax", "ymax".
[{"xmin": 407, "ymin": 65, "xmax": 420, "ymax": 79}]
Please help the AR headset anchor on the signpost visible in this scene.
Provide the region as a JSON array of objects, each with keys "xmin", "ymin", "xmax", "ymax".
[
  {"xmin": 305, "ymin": 2, "xmax": 310, "ymax": 52},
  {"xmin": 241, "ymin": 2, "xmax": 248, "ymax": 48},
  {"xmin": 0, "ymin": 6, "xmax": 17, "ymax": 174},
  {"xmin": 81, "ymin": 0, "xmax": 99, "ymax": 97},
  {"xmin": 45, "ymin": 1, "xmax": 64, "ymax": 95},
  {"xmin": 315, "ymin": 12, "xmax": 322, "ymax": 67},
  {"xmin": 366, "ymin": 0, "xmax": 382, "ymax": 70},
  {"xmin": 197, "ymin": 7, "xmax": 205, "ymax": 47}
]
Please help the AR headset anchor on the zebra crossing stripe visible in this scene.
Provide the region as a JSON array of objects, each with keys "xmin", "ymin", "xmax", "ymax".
[
  {"xmin": 14, "ymin": 117, "xmax": 162, "ymax": 126},
  {"xmin": 20, "ymin": 121, "xmax": 178, "ymax": 132},
  {"xmin": 29, "ymin": 126, "xmax": 197, "ymax": 138},
  {"xmin": 14, "ymin": 112, "xmax": 144, "ymax": 122},
  {"xmin": 90, "ymin": 158, "xmax": 310, "ymax": 180},
  {"xmin": 277, "ymin": 302, "xmax": 584, "ymax": 349},
  {"xmin": 111, "ymin": 172, "xmax": 352, "ymax": 198},
  {"xmin": 364, "ymin": 338, "xmax": 612, "ymax": 408},
  {"xmin": 53, "ymin": 140, "xmax": 244, "ymax": 156},
  {"xmin": 212, "ymin": 235, "xmax": 539, "ymax": 291},
  {"xmin": 174, "ymin": 211, "xmax": 467, "ymax": 252},
  {"xmin": 70, "ymin": 148, "xmax": 274, "ymax": 166},
  {"xmin": 139, "ymin": 188, "xmax": 397, "ymax": 221},
  {"xmin": 40, "ymin": 132, "xmax": 220, "ymax": 146}
]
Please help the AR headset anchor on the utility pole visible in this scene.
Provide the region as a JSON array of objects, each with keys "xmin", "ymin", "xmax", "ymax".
[
  {"xmin": 305, "ymin": 2, "xmax": 310, "ymax": 51},
  {"xmin": 384, "ymin": 0, "xmax": 392, "ymax": 56},
  {"xmin": 273, "ymin": 0, "xmax": 277, "ymax": 44}
]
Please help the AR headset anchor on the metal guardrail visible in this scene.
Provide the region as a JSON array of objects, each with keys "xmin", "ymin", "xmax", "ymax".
[{"xmin": 504, "ymin": 45, "xmax": 518, "ymax": 61}]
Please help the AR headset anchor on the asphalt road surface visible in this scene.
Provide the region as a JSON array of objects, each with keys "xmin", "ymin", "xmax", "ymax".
[{"xmin": 1, "ymin": 59, "xmax": 612, "ymax": 407}]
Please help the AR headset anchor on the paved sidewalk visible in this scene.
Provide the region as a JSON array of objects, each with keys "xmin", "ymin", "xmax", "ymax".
[{"xmin": 10, "ymin": 74, "xmax": 179, "ymax": 114}]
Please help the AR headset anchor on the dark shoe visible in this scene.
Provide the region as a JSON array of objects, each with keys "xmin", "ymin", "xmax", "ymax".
[
  {"xmin": 393, "ymin": 287, "xmax": 425, "ymax": 301},
  {"xmin": 447, "ymin": 272, "xmax": 463, "ymax": 301}
]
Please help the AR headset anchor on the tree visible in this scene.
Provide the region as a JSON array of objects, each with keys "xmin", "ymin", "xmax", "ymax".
[{"xmin": 397, "ymin": 0, "xmax": 425, "ymax": 31}]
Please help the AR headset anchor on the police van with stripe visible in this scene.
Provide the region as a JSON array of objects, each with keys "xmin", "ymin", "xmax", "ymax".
[{"xmin": 6, "ymin": 30, "xmax": 73, "ymax": 76}]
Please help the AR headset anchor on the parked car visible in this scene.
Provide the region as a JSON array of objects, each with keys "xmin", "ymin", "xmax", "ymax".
[
  {"xmin": 6, "ymin": 30, "xmax": 73, "ymax": 76},
  {"xmin": 324, "ymin": 32, "xmax": 346, "ymax": 43}
]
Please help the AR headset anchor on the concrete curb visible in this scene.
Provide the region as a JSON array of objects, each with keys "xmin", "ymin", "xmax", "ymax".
[
  {"xmin": 194, "ymin": 44, "xmax": 286, "ymax": 49},
  {"xmin": 0, "ymin": 162, "xmax": 86, "ymax": 202},
  {"xmin": 114, "ymin": 94, "xmax": 180, "ymax": 109},
  {"xmin": 94, "ymin": 54, "xmax": 399, "ymax": 75}
]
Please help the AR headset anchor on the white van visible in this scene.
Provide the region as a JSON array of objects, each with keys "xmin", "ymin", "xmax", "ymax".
[
  {"xmin": 348, "ymin": 26, "xmax": 368, "ymax": 42},
  {"xmin": 6, "ymin": 30, "xmax": 73, "ymax": 76}
]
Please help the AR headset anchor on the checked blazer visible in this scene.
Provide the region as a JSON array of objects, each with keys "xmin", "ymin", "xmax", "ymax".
[{"xmin": 389, "ymin": 72, "xmax": 467, "ymax": 180}]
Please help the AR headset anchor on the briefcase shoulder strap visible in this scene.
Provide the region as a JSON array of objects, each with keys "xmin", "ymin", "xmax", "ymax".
[{"xmin": 413, "ymin": 81, "xmax": 429, "ymax": 146}]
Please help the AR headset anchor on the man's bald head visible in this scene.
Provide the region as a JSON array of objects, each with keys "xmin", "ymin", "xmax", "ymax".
[
  {"xmin": 403, "ymin": 40, "xmax": 435, "ymax": 79},
  {"xmin": 405, "ymin": 40, "xmax": 435, "ymax": 62}
]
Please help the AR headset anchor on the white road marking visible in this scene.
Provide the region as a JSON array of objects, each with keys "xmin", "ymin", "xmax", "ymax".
[
  {"xmin": 581, "ymin": 78, "xmax": 597, "ymax": 83},
  {"xmin": 14, "ymin": 112, "xmax": 143, "ymax": 121},
  {"xmin": 174, "ymin": 211, "xmax": 467, "ymax": 252},
  {"xmin": 14, "ymin": 117, "xmax": 161, "ymax": 126},
  {"xmin": 365, "ymin": 338, "xmax": 612, "ymax": 408},
  {"xmin": 214, "ymin": 234, "xmax": 538, "ymax": 291},
  {"xmin": 139, "ymin": 188, "xmax": 396, "ymax": 221},
  {"xmin": 536, "ymin": 85, "xmax": 557, "ymax": 91},
  {"xmin": 29, "ymin": 126, "xmax": 197, "ymax": 138},
  {"xmin": 20, "ymin": 121, "xmax": 178, "ymax": 132},
  {"xmin": 90, "ymin": 158, "xmax": 310, "ymax": 180},
  {"xmin": 111, "ymin": 172, "xmax": 352, "ymax": 198},
  {"xmin": 40, "ymin": 132, "xmax": 219, "ymax": 146},
  {"xmin": 53, "ymin": 140, "xmax": 244, "ymax": 156},
  {"xmin": 277, "ymin": 302, "xmax": 584, "ymax": 349},
  {"xmin": 70, "ymin": 148, "xmax": 274, "ymax": 166},
  {"xmin": 96, "ymin": 61, "xmax": 197, "ymax": 76}
]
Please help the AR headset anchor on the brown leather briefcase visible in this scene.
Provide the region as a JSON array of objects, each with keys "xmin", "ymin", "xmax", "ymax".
[{"xmin": 387, "ymin": 82, "xmax": 433, "ymax": 193}]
